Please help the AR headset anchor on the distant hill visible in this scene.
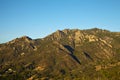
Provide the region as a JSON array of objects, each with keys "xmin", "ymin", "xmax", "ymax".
[{"xmin": 0, "ymin": 28, "xmax": 120, "ymax": 80}]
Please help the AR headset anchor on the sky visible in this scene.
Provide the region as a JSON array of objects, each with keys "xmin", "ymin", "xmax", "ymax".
[{"xmin": 0, "ymin": 0, "xmax": 120, "ymax": 43}]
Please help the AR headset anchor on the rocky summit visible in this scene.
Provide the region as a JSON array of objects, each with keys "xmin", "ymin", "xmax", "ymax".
[{"xmin": 0, "ymin": 28, "xmax": 120, "ymax": 80}]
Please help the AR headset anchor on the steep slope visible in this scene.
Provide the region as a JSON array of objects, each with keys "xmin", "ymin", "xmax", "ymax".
[{"xmin": 0, "ymin": 28, "xmax": 120, "ymax": 80}]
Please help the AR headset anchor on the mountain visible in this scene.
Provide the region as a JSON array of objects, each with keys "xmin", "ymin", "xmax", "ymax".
[{"xmin": 0, "ymin": 28, "xmax": 120, "ymax": 80}]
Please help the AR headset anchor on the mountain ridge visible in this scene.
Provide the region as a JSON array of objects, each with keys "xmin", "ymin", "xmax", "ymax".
[
  {"xmin": 0, "ymin": 28, "xmax": 120, "ymax": 80},
  {"xmin": 1, "ymin": 28, "xmax": 117, "ymax": 44}
]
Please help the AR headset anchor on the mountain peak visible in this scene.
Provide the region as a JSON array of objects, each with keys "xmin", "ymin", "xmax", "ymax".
[
  {"xmin": 19, "ymin": 36, "xmax": 32, "ymax": 40},
  {"xmin": 7, "ymin": 36, "xmax": 32, "ymax": 44}
]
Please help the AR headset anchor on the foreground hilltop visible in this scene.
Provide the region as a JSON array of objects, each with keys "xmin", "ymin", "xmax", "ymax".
[{"xmin": 0, "ymin": 28, "xmax": 120, "ymax": 80}]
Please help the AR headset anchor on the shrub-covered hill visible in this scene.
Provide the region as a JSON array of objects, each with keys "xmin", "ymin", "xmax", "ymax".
[{"xmin": 0, "ymin": 28, "xmax": 120, "ymax": 80}]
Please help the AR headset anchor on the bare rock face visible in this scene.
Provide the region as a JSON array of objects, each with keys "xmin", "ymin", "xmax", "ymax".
[
  {"xmin": 62, "ymin": 29, "xmax": 70, "ymax": 34},
  {"xmin": 54, "ymin": 30, "xmax": 65, "ymax": 40},
  {"xmin": 45, "ymin": 30, "xmax": 66, "ymax": 40},
  {"xmin": 74, "ymin": 30, "xmax": 84, "ymax": 44},
  {"xmin": 85, "ymin": 35, "xmax": 98, "ymax": 42}
]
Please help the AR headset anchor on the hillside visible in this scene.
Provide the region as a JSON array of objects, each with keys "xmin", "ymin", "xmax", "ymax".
[{"xmin": 0, "ymin": 28, "xmax": 120, "ymax": 80}]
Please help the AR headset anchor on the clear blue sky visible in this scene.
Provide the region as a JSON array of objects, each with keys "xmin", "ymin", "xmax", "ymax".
[{"xmin": 0, "ymin": 0, "xmax": 120, "ymax": 43}]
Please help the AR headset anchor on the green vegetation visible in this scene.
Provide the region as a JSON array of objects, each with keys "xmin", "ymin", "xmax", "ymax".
[{"xmin": 0, "ymin": 28, "xmax": 120, "ymax": 80}]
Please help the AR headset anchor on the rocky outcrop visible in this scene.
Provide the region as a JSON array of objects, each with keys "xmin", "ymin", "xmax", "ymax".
[{"xmin": 7, "ymin": 36, "xmax": 32, "ymax": 44}]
